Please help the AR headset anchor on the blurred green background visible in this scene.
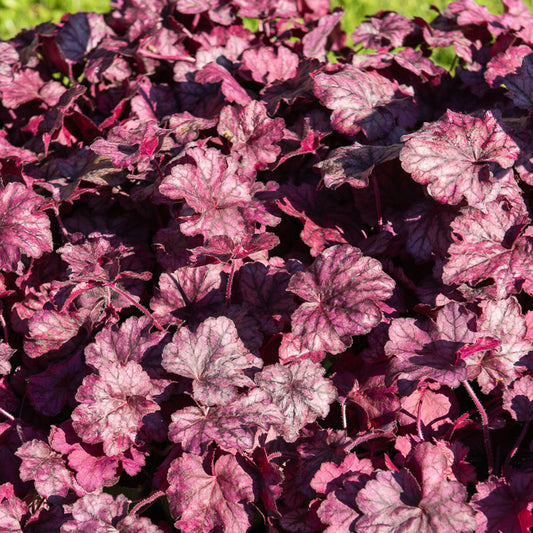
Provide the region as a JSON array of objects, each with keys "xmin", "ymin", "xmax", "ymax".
[{"xmin": 0, "ymin": 0, "xmax": 532, "ymax": 40}]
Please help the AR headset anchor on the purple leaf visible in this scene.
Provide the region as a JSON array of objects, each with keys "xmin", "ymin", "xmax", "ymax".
[
  {"xmin": 57, "ymin": 12, "xmax": 111, "ymax": 63},
  {"xmin": 27, "ymin": 352, "xmax": 85, "ymax": 417},
  {"xmin": 71, "ymin": 361, "xmax": 160, "ymax": 456},
  {"xmin": 504, "ymin": 53, "xmax": 533, "ymax": 108},
  {"xmin": 0, "ymin": 183, "xmax": 53, "ymax": 272},
  {"xmin": 167, "ymin": 452, "xmax": 255, "ymax": 533},
  {"xmin": 471, "ymin": 471, "xmax": 533, "ymax": 533},
  {"xmin": 288, "ymin": 245, "xmax": 395, "ymax": 354},
  {"xmin": 255, "ymin": 359, "xmax": 337, "ymax": 442},
  {"xmin": 400, "ymin": 110, "xmax": 519, "ymax": 206},
  {"xmin": 162, "ymin": 316, "xmax": 263, "ymax": 405}
]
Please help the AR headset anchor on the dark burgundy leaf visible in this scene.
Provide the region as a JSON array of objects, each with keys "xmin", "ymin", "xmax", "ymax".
[{"xmin": 471, "ymin": 471, "xmax": 533, "ymax": 533}]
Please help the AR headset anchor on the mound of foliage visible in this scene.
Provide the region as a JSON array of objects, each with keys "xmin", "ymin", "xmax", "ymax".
[{"xmin": 1, "ymin": 0, "xmax": 533, "ymax": 531}]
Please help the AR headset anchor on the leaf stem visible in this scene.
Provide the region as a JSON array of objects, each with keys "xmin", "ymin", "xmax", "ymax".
[
  {"xmin": 130, "ymin": 490, "xmax": 165, "ymax": 515},
  {"xmin": 462, "ymin": 380, "xmax": 493, "ymax": 474},
  {"xmin": 106, "ymin": 283, "xmax": 165, "ymax": 332},
  {"xmin": 226, "ymin": 261, "xmax": 236, "ymax": 306},
  {"xmin": 372, "ymin": 174, "xmax": 383, "ymax": 230},
  {"xmin": 503, "ymin": 419, "xmax": 530, "ymax": 469}
]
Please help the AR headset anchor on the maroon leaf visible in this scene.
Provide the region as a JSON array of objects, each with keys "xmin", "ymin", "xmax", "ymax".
[
  {"xmin": 71, "ymin": 361, "xmax": 160, "ymax": 456},
  {"xmin": 167, "ymin": 452, "xmax": 255, "ymax": 533},
  {"xmin": 57, "ymin": 12, "xmax": 111, "ymax": 63},
  {"xmin": 27, "ymin": 352, "xmax": 85, "ymax": 417},
  {"xmin": 255, "ymin": 359, "xmax": 337, "ymax": 442},
  {"xmin": 162, "ymin": 316, "xmax": 263, "ymax": 405},
  {"xmin": 504, "ymin": 53, "xmax": 533, "ymax": 108},
  {"xmin": 400, "ymin": 110, "xmax": 519, "ymax": 206},
  {"xmin": 471, "ymin": 471, "xmax": 533, "ymax": 533},
  {"xmin": 288, "ymin": 245, "xmax": 395, "ymax": 354},
  {"xmin": 0, "ymin": 183, "xmax": 53, "ymax": 272}
]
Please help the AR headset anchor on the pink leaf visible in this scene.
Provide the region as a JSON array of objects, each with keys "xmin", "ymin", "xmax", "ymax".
[
  {"xmin": 255, "ymin": 359, "xmax": 337, "ymax": 442},
  {"xmin": 400, "ymin": 110, "xmax": 519, "ymax": 206},
  {"xmin": 71, "ymin": 361, "xmax": 160, "ymax": 456},
  {"xmin": 0, "ymin": 183, "xmax": 53, "ymax": 272},
  {"xmin": 162, "ymin": 316, "xmax": 262, "ymax": 405},
  {"xmin": 288, "ymin": 245, "xmax": 395, "ymax": 354},
  {"xmin": 167, "ymin": 452, "xmax": 255, "ymax": 533},
  {"xmin": 16, "ymin": 440, "xmax": 75, "ymax": 499},
  {"xmin": 159, "ymin": 147, "xmax": 253, "ymax": 240}
]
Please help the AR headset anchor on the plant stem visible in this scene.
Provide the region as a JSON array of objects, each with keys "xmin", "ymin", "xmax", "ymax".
[
  {"xmin": 462, "ymin": 380, "xmax": 493, "ymax": 474},
  {"xmin": 503, "ymin": 419, "xmax": 530, "ymax": 469},
  {"xmin": 107, "ymin": 283, "xmax": 165, "ymax": 332},
  {"xmin": 130, "ymin": 490, "xmax": 165, "ymax": 515}
]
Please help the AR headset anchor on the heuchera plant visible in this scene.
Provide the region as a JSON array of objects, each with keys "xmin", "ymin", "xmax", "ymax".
[{"xmin": 1, "ymin": 0, "xmax": 533, "ymax": 531}]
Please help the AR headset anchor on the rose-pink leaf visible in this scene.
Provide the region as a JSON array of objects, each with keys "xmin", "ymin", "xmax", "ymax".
[
  {"xmin": 167, "ymin": 452, "xmax": 255, "ymax": 533},
  {"xmin": 288, "ymin": 245, "xmax": 395, "ymax": 354},
  {"xmin": 162, "ymin": 316, "xmax": 263, "ymax": 405},
  {"xmin": 400, "ymin": 110, "xmax": 519, "ymax": 206}
]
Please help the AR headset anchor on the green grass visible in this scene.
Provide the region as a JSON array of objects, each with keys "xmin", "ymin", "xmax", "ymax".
[
  {"xmin": 1, "ymin": 0, "xmax": 533, "ymax": 41},
  {"xmin": 0, "ymin": 0, "xmax": 110, "ymax": 39}
]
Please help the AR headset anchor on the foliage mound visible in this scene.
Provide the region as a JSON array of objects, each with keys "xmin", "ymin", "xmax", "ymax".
[{"xmin": 1, "ymin": 0, "xmax": 533, "ymax": 531}]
